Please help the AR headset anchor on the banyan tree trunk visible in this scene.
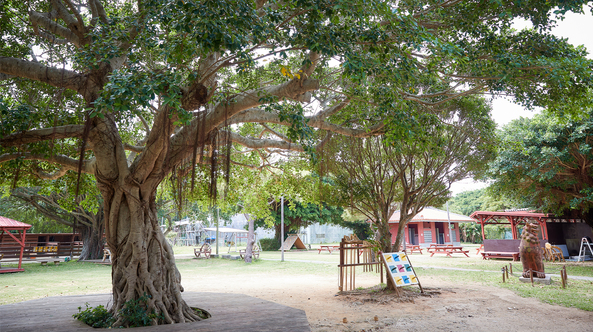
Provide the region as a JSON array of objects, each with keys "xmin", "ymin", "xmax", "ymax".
[
  {"xmin": 102, "ymin": 186, "xmax": 200, "ymax": 326},
  {"xmin": 78, "ymin": 222, "xmax": 104, "ymax": 260}
]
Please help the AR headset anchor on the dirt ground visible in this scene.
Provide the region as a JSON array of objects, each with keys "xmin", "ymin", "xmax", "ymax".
[{"xmin": 183, "ymin": 270, "xmax": 593, "ymax": 332}]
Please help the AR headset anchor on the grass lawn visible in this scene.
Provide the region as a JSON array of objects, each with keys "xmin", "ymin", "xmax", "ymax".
[{"xmin": 1, "ymin": 244, "xmax": 592, "ymax": 311}]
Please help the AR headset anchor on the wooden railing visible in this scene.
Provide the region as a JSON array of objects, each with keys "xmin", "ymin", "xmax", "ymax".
[{"xmin": 0, "ymin": 242, "xmax": 83, "ymax": 261}]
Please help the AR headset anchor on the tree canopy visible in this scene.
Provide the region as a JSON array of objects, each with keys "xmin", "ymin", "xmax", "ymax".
[
  {"xmin": 445, "ymin": 188, "xmax": 509, "ymax": 217},
  {"xmin": 488, "ymin": 110, "xmax": 593, "ymax": 228},
  {"xmin": 254, "ymin": 198, "xmax": 344, "ymax": 242},
  {"xmin": 1, "ymin": 0, "xmax": 593, "ymax": 326},
  {"xmin": 325, "ymin": 96, "xmax": 497, "ymax": 252}
]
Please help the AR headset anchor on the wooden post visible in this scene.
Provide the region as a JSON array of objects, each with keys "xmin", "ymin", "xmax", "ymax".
[
  {"xmin": 502, "ymin": 267, "xmax": 505, "ymax": 283},
  {"xmin": 505, "ymin": 265, "xmax": 509, "ymax": 279},
  {"xmin": 350, "ymin": 244, "xmax": 354, "ymax": 290},
  {"xmin": 509, "ymin": 263, "xmax": 513, "ymax": 275},
  {"xmin": 530, "ymin": 269, "xmax": 534, "ymax": 286},
  {"xmin": 562, "ymin": 265, "xmax": 568, "ymax": 288},
  {"xmin": 339, "ymin": 239, "xmax": 344, "ymax": 291},
  {"xmin": 380, "ymin": 256, "xmax": 384, "ymax": 284}
]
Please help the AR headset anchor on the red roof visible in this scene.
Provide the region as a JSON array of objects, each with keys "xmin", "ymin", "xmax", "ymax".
[{"xmin": 0, "ymin": 216, "xmax": 32, "ymax": 230}]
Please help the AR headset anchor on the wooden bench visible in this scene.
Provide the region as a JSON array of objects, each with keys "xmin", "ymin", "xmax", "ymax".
[
  {"xmin": 426, "ymin": 244, "xmax": 451, "ymax": 253},
  {"xmin": 480, "ymin": 239, "xmax": 544, "ymax": 261},
  {"xmin": 429, "ymin": 246, "xmax": 470, "ymax": 258},
  {"xmin": 239, "ymin": 249, "xmax": 260, "ymax": 260},
  {"xmin": 476, "ymin": 244, "xmax": 484, "ymax": 255},
  {"xmin": 481, "ymin": 251, "xmax": 520, "ymax": 261},
  {"xmin": 194, "ymin": 243, "xmax": 212, "ymax": 259},
  {"xmin": 407, "ymin": 245, "xmax": 423, "ymax": 254},
  {"xmin": 39, "ymin": 258, "xmax": 61, "ymax": 266},
  {"xmin": 318, "ymin": 245, "xmax": 340, "ymax": 254}
]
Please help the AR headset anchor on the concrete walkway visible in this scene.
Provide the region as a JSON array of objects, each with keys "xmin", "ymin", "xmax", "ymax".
[{"xmin": 0, "ymin": 292, "xmax": 310, "ymax": 332}]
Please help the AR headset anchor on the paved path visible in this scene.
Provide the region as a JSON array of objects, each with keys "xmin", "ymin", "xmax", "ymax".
[{"xmin": 0, "ymin": 292, "xmax": 310, "ymax": 332}]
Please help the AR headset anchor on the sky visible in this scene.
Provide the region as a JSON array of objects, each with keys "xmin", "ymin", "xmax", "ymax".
[{"xmin": 450, "ymin": 9, "xmax": 593, "ymax": 195}]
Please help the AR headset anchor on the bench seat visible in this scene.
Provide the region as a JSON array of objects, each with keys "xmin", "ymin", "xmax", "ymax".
[
  {"xmin": 39, "ymin": 259, "xmax": 61, "ymax": 266},
  {"xmin": 481, "ymin": 251, "xmax": 520, "ymax": 261},
  {"xmin": 239, "ymin": 249, "xmax": 260, "ymax": 259}
]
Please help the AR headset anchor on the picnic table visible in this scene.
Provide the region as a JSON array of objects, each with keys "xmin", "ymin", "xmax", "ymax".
[
  {"xmin": 318, "ymin": 245, "xmax": 340, "ymax": 254},
  {"xmin": 405, "ymin": 245, "xmax": 423, "ymax": 254},
  {"xmin": 427, "ymin": 244, "xmax": 469, "ymax": 257}
]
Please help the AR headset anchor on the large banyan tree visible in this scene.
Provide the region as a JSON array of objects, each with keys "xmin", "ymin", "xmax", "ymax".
[{"xmin": 1, "ymin": 0, "xmax": 592, "ymax": 326}]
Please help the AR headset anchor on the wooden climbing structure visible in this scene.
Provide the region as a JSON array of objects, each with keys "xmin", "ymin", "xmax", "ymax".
[
  {"xmin": 279, "ymin": 234, "xmax": 307, "ymax": 250},
  {"xmin": 338, "ymin": 234, "xmax": 383, "ymax": 291}
]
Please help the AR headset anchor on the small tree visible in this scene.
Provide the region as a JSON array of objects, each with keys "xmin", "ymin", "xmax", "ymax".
[{"xmin": 326, "ymin": 97, "xmax": 496, "ymax": 253}]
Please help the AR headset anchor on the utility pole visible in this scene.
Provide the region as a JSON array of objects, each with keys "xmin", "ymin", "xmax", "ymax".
[
  {"xmin": 281, "ymin": 196, "xmax": 285, "ymax": 262},
  {"xmin": 447, "ymin": 202, "xmax": 453, "ymax": 245}
]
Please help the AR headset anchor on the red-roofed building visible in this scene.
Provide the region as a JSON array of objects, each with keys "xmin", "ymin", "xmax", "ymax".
[
  {"xmin": 389, "ymin": 207, "xmax": 475, "ymax": 247},
  {"xmin": 0, "ymin": 216, "xmax": 32, "ymax": 273}
]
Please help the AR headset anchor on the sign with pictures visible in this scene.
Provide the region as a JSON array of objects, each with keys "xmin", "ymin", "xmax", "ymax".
[{"xmin": 381, "ymin": 252, "xmax": 419, "ymax": 287}]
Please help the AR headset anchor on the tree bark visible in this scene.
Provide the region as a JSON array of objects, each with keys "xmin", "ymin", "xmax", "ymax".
[
  {"xmin": 90, "ymin": 113, "xmax": 200, "ymax": 326},
  {"xmin": 104, "ymin": 187, "xmax": 199, "ymax": 325},
  {"xmin": 274, "ymin": 222, "xmax": 290, "ymax": 244},
  {"xmin": 78, "ymin": 219, "xmax": 104, "ymax": 260}
]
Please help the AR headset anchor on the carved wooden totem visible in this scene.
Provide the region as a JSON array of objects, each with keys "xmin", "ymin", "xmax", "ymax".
[{"xmin": 520, "ymin": 222, "xmax": 545, "ymax": 278}]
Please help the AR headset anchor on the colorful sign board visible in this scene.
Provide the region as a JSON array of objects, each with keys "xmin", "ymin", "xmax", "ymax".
[{"xmin": 381, "ymin": 252, "xmax": 419, "ymax": 287}]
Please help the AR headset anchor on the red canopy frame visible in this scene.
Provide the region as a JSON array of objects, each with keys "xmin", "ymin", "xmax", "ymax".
[
  {"xmin": 0, "ymin": 216, "xmax": 32, "ymax": 273},
  {"xmin": 469, "ymin": 211, "xmax": 550, "ymax": 240}
]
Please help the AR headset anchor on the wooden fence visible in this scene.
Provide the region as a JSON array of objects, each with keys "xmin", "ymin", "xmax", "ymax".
[
  {"xmin": 0, "ymin": 242, "xmax": 83, "ymax": 261},
  {"xmin": 338, "ymin": 235, "xmax": 383, "ymax": 291}
]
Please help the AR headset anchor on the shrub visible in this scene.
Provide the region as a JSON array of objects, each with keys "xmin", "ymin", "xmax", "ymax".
[
  {"xmin": 73, "ymin": 303, "xmax": 115, "ymax": 328},
  {"xmin": 119, "ymin": 293, "xmax": 162, "ymax": 327},
  {"xmin": 259, "ymin": 238, "xmax": 280, "ymax": 251},
  {"xmin": 73, "ymin": 293, "xmax": 163, "ymax": 328}
]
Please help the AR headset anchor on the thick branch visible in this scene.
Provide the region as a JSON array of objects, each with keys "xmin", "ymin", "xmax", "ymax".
[
  {"xmin": 228, "ymin": 131, "xmax": 304, "ymax": 152},
  {"xmin": 0, "ymin": 152, "xmax": 95, "ymax": 174},
  {"xmin": 228, "ymin": 108, "xmax": 384, "ymax": 137},
  {"xmin": 0, "ymin": 125, "xmax": 85, "ymax": 147},
  {"xmin": 0, "ymin": 57, "xmax": 85, "ymax": 92},
  {"xmin": 29, "ymin": 11, "xmax": 82, "ymax": 46}
]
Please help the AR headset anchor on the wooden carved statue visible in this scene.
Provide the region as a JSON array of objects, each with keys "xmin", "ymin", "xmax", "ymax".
[{"xmin": 520, "ymin": 222, "xmax": 545, "ymax": 278}]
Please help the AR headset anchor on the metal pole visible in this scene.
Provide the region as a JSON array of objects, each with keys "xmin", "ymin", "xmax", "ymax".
[
  {"xmin": 446, "ymin": 202, "xmax": 453, "ymax": 245},
  {"xmin": 281, "ymin": 196, "xmax": 284, "ymax": 262},
  {"xmin": 216, "ymin": 207, "xmax": 219, "ymax": 256}
]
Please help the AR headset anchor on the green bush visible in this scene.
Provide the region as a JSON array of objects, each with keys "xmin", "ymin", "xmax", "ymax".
[
  {"xmin": 73, "ymin": 303, "xmax": 115, "ymax": 328},
  {"xmin": 73, "ymin": 293, "xmax": 163, "ymax": 328},
  {"xmin": 119, "ymin": 293, "xmax": 162, "ymax": 327},
  {"xmin": 259, "ymin": 238, "xmax": 280, "ymax": 251}
]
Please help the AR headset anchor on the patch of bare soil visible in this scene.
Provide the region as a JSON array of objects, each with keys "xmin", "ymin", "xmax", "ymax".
[{"xmin": 183, "ymin": 270, "xmax": 593, "ymax": 332}]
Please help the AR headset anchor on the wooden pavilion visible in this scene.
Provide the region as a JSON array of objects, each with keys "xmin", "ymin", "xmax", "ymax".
[
  {"xmin": 0, "ymin": 216, "xmax": 32, "ymax": 273},
  {"xmin": 469, "ymin": 211, "xmax": 551, "ymax": 240},
  {"xmin": 470, "ymin": 210, "xmax": 593, "ymax": 256}
]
